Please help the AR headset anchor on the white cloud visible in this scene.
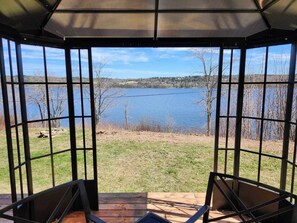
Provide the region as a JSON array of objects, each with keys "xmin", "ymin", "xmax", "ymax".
[
  {"xmin": 92, "ymin": 48, "xmax": 149, "ymax": 64},
  {"xmin": 102, "ymin": 67, "xmax": 191, "ymax": 78}
]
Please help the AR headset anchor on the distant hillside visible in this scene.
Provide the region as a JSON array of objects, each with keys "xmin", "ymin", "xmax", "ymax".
[
  {"xmin": 111, "ymin": 76, "xmax": 211, "ymax": 88},
  {"xmin": 20, "ymin": 74, "xmax": 288, "ymax": 88}
]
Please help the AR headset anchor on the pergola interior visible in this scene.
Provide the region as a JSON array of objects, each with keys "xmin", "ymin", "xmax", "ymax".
[{"xmin": 0, "ymin": 0, "xmax": 297, "ymax": 221}]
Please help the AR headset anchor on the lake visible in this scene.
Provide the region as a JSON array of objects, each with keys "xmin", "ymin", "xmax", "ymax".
[
  {"xmin": 23, "ymin": 88, "xmax": 213, "ymax": 132},
  {"xmin": 98, "ymin": 88, "xmax": 211, "ymax": 132}
]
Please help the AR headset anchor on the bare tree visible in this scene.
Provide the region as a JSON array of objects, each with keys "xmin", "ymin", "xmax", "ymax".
[
  {"xmin": 27, "ymin": 84, "xmax": 67, "ymax": 128},
  {"xmin": 193, "ymin": 48, "xmax": 219, "ymax": 136},
  {"xmin": 27, "ymin": 86, "xmax": 47, "ymax": 127},
  {"xmin": 92, "ymin": 63, "xmax": 122, "ymax": 126},
  {"xmin": 124, "ymin": 101, "xmax": 129, "ymax": 129},
  {"xmin": 48, "ymin": 86, "xmax": 67, "ymax": 127}
]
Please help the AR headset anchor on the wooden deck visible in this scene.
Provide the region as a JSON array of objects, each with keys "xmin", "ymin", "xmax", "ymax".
[
  {"xmin": 64, "ymin": 193, "xmax": 240, "ymax": 223},
  {"xmin": 0, "ymin": 193, "xmax": 241, "ymax": 223}
]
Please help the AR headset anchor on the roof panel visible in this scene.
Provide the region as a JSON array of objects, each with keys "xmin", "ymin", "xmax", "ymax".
[
  {"xmin": 257, "ymin": 0, "xmax": 274, "ymax": 9},
  {"xmin": 0, "ymin": 0, "xmax": 51, "ymax": 31},
  {"xmin": 45, "ymin": 13, "xmax": 154, "ymax": 38},
  {"xmin": 57, "ymin": 0, "xmax": 155, "ymax": 10},
  {"xmin": 265, "ymin": 0, "xmax": 297, "ymax": 30},
  {"xmin": 159, "ymin": 0, "xmax": 256, "ymax": 9},
  {"xmin": 158, "ymin": 13, "xmax": 267, "ymax": 38}
]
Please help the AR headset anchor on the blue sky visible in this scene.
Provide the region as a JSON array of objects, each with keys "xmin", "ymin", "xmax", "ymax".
[
  {"xmin": 2, "ymin": 38, "xmax": 293, "ymax": 79},
  {"xmin": 91, "ymin": 48, "xmax": 218, "ymax": 78}
]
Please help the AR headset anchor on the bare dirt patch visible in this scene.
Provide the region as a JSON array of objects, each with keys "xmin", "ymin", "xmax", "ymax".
[{"xmin": 96, "ymin": 127, "xmax": 214, "ymax": 145}]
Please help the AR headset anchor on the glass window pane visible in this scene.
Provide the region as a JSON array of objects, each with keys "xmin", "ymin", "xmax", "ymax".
[
  {"xmin": 45, "ymin": 47, "xmax": 66, "ymax": 83},
  {"xmin": 74, "ymin": 84, "xmax": 82, "ymax": 116},
  {"xmin": 83, "ymin": 84, "xmax": 91, "ymax": 116},
  {"xmin": 54, "ymin": 151, "xmax": 72, "ymax": 185},
  {"xmin": 245, "ymin": 47, "xmax": 266, "ymax": 82},
  {"xmin": 219, "ymin": 118, "xmax": 227, "ymax": 148},
  {"xmin": 293, "ymin": 171, "xmax": 297, "ymax": 194},
  {"xmin": 2, "ymin": 39, "xmax": 11, "ymax": 82},
  {"xmin": 229, "ymin": 84, "xmax": 238, "ymax": 116},
  {"xmin": 85, "ymin": 118, "xmax": 93, "ymax": 148},
  {"xmin": 21, "ymin": 45, "xmax": 45, "ymax": 82},
  {"xmin": 75, "ymin": 118, "xmax": 84, "ymax": 149},
  {"xmin": 80, "ymin": 50, "xmax": 90, "ymax": 81},
  {"xmin": 6, "ymin": 84, "xmax": 16, "ymax": 125},
  {"xmin": 286, "ymin": 163, "xmax": 293, "ymax": 193},
  {"xmin": 71, "ymin": 49, "xmax": 80, "ymax": 82},
  {"xmin": 241, "ymin": 118, "xmax": 261, "ymax": 143},
  {"xmin": 231, "ymin": 50, "xmax": 241, "ymax": 82},
  {"xmin": 264, "ymin": 84, "xmax": 287, "ymax": 120},
  {"xmin": 267, "ymin": 44, "xmax": 291, "ymax": 82},
  {"xmin": 25, "ymin": 84, "xmax": 48, "ymax": 121},
  {"xmin": 31, "ymin": 157, "xmax": 53, "ymax": 192},
  {"xmin": 288, "ymin": 124, "xmax": 296, "ymax": 163},
  {"xmin": 48, "ymin": 84, "xmax": 68, "ymax": 125},
  {"xmin": 9, "ymin": 41, "xmax": 18, "ymax": 83},
  {"xmin": 77, "ymin": 150, "xmax": 86, "ymax": 180},
  {"xmin": 217, "ymin": 150, "xmax": 226, "ymax": 174},
  {"xmin": 220, "ymin": 84, "xmax": 228, "ymax": 116},
  {"xmin": 86, "ymin": 150, "xmax": 94, "ymax": 180},
  {"xmin": 292, "ymin": 84, "xmax": 297, "ymax": 122},
  {"xmin": 28, "ymin": 123, "xmax": 51, "ymax": 158},
  {"xmin": 52, "ymin": 122, "xmax": 71, "ymax": 153},
  {"xmin": 240, "ymin": 151, "xmax": 258, "ymax": 182},
  {"xmin": 222, "ymin": 49, "xmax": 231, "ymax": 82},
  {"xmin": 260, "ymin": 156, "xmax": 281, "ymax": 188},
  {"xmin": 242, "ymin": 84, "xmax": 263, "ymax": 118},
  {"xmin": 262, "ymin": 121, "xmax": 284, "ymax": 157}
]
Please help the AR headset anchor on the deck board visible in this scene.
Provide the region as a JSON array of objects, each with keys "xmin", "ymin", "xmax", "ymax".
[
  {"xmin": 0, "ymin": 193, "xmax": 241, "ymax": 223},
  {"xmin": 64, "ymin": 193, "xmax": 241, "ymax": 223}
]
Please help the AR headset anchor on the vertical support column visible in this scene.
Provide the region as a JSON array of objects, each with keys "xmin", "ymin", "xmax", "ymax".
[
  {"xmin": 0, "ymin": 39, "xmax": 17, "ymax": 202},
  {"xmin": 65, "ymin": 48, "xmax": 77, "ymax": 181},
  {"xmin": 88, "ymin": 48, "xmax": 98, "ymax": 210},
  {"xmin": 280, "ymin": 43, "xmax": 296, "ymax": 190},
  {"xmin": 16, "ymin": 43, "xmax": 33, "ymax": 196},
  {"xmin": 234, "ymin": 47, "xmax": 246, "ymax": 177},
  {"xmin": 214, "ymin": 47, "xmax": 224, "ymax": 172}
]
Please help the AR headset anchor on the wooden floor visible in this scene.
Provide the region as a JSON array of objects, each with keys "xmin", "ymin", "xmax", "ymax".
[{"xmin": 63, "ymin": 193, "xmax": 241, "ymax": 223}]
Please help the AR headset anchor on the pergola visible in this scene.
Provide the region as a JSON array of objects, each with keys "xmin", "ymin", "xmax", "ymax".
[{"xmin": 0, "ymin": 0, "xmax": 297, "ymax": 222}]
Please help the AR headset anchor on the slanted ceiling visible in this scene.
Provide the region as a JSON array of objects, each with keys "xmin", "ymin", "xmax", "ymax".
[{"xmin": 0, "ymin": 0, "xmax": 296, "ymax": 46}]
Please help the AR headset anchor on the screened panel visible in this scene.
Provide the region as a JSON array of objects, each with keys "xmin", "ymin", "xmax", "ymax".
[
  {"xmin": 46, "ymin": 13, "xmax": 155, "ymax": 38},
  {"xmin": 158, "ymin": 13, "xmax": 266, "ymax": 37}
]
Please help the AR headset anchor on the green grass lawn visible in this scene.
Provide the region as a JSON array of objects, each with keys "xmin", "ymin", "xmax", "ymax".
[{"xmin": 0, "ymin": 128, "xmax": 295, "ymax": 194}]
